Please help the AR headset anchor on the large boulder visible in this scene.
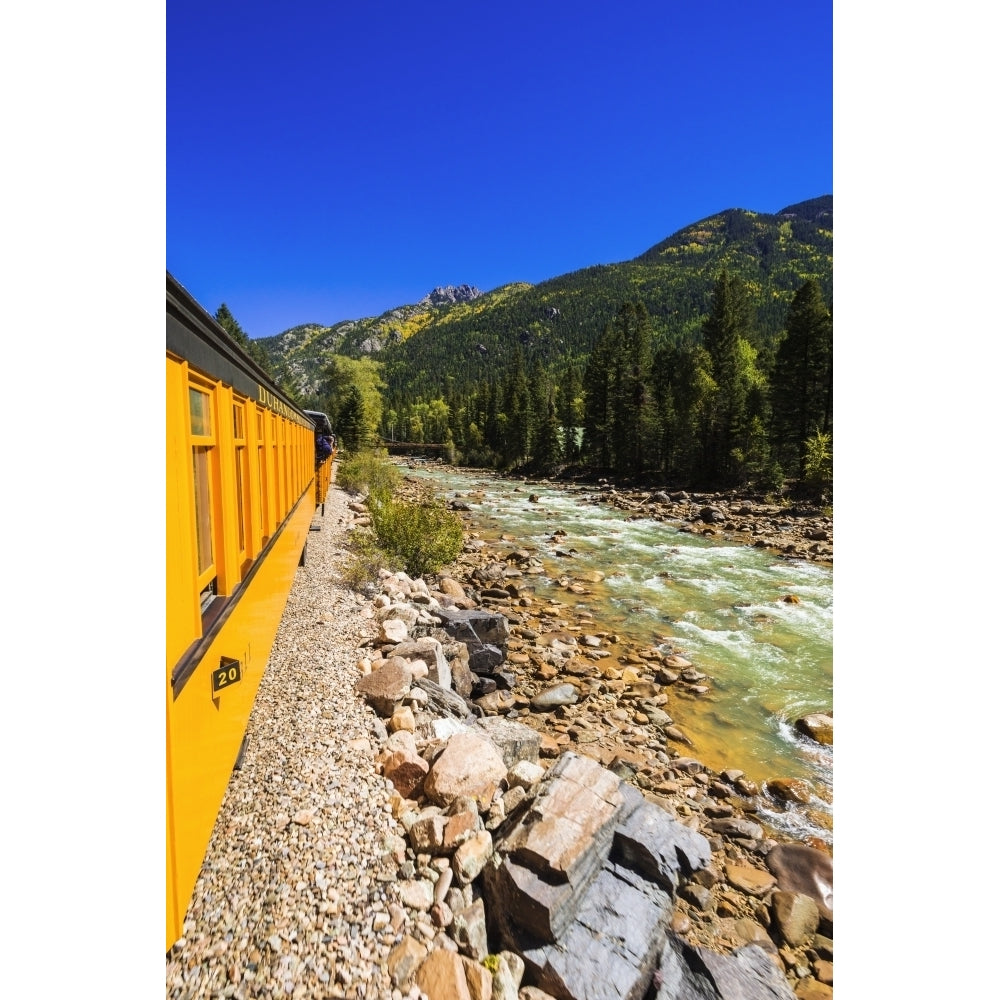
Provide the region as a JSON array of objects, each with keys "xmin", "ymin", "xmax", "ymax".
[
  {"xmin": 612, "ymin": 783, "xmax": 712, "ymax": 892},
  {"xmin": 423, "ymin": 730, "xmax": 508, "ymax": 811},
  {"xmin": 483, "ymin": 753, "xmax": 717, "ymax": 1000},
  {"xmin": 654, "ymin": 937, "xmax": 796, "ymax": 999},
  {"xmin": 516, "ymin": 862, "xmax": 674, "ymax": 1000},
  {"xmin": 765, "ymin": 844, "xmax": 833, "ymax": 925},
  {"xmin": 432, "ymin": 606, "xmax": 511, "ymax": 650},
  {"xmin": 390, "ymin": 636, "xmax": 452, "ymax": 690}
]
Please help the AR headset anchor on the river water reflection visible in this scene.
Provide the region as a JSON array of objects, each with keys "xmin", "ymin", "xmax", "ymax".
[{"xmin": 400, "ymin": 463, "xmax": 833, "ymax": 846}]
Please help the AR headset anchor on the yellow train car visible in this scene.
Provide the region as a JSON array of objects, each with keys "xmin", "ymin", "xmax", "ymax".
[{"xmin": 166, "ymin": 272, "xmax": 322, "ymax": 951}]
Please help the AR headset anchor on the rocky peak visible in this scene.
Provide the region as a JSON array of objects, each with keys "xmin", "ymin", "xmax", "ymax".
[{"xmin": 419, "ymin": 284, "xmax": 483, "ymax": 307}]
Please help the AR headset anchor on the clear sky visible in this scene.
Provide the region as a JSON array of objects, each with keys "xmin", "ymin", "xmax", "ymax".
[{"xmin": 168, "ymin": 0, "xmax": 832, "ymax": 337}]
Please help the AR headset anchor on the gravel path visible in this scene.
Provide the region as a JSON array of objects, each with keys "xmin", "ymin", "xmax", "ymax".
[{"xmin": 166, "ymin": 479, "xmax": 408, "ymax": 1000}]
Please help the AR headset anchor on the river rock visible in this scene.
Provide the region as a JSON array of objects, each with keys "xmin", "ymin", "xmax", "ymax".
[
  {"xmin": 451, "ymin": 897, "xmax": 489, "ymax": 959},
  {"xmin": 770, "ymin": 890, "xmax": 820, "ymax": 947},
  {"xmin": 387, "ymin": 934, "xmax": 428, "ymax": 990},
  {"xmin": 514, "ymin": 862, "xmax": 673, "ymax": 1000},
  {"xmin": 379, "ymin": 617, "xmax": 410, "ymax": 643},
  {"xmin": 414, "ymin": 948, "xmax": 474, "ymax": 1000},
  {"xmin": 706, "ymin": 817, "xmax": 765, "ymax": 842},
  {"xmin": 794, "ymin": 713, "xmax": 833, "ymax": 746},
  {"xmin": 654, "ymin": 937, "xmax": 795, "ymax": 999},
  {"xmin": 355, "ymin": 657, "xmax": 412, "ymax": 716},
  {"xmin": 765, "ymin": 844, "xmax": 833, "ymax": 924},
  {"xmin": 389, "ymin": 704, "xmax": 416, "ymax": 733},
  {"xmin": 612, "ymin": 783, "xmax": 712, "ymax": 892},
  {"xmin": 473, "ymin": 716, "xmax": 541, "ymax": 768},
  {"xmin": 432, "ymin": 606, "xmax": 511, "ymax": 650},
  {"xmin": 475, "ymin": 689, "xmax": 516, "ymax": 714},
  {"xmin": 391, "ymin": 636, "xmax": 452, "ymax": 690},
  {"xmin": 424, "ymin": 730, "xmax": 508, "ymax": 810},
  {"xmin": 469, "ymin": 643, "xmax": 506, "ymax": 673},
  {"xmin": 663, "ymin": 654, "xmax": 692, "ymax": 669},
  {"xmin": 505, "ymin": 753, "xmax": 623, "ymax": 884},
  {"xmin": 765, "ymin": 778, "xmax": 813, "ymax": 804},
  {"xmin": 791, "ymin": 980, "xmax": 832, "ymax": 999},
  {"xmin": 492, "ymin": 952, "xmax": 525, "ymax": 1000},
  {"xmin": 483, "ymin": 753, "xmax": 626, "ymax": 943},
  {"xmin": 415, "ymin": 677, "xmax": 476, "ymax": 722},
  {"xmin": 438, "ymin": 576, "xmax": 468, "ymax": 599},
  {"xmin": 725, "ymin": 863, "xmax": 777, "ymax": 897},
  {"xmin": 531, "ymin": 683, "xmax": 580, "ymax": 710},
  {"xmin": 452, "ymin": 829, "xmax": 494, "ymax": 885}
]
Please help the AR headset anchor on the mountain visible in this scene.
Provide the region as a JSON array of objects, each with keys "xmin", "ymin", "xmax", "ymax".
[{"xmin": 256, "ymin": 196, "xmax": 832, "ymax": 404}]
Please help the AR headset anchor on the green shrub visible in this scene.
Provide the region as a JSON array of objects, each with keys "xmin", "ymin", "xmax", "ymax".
[
  {"xmin": 337, "ymin": 449, "xmax": 401, "ymax": 496},
  {"xmin": 341, "ymin": 529, "xmax": 387, "ymax": 594},
  {"xmin": 367, "ymin": 485, "xmax": 464, "ymax": 577},
  {"xmin": 802, "ymin": 430, "xmax": 833, "ymax": 497},
  {"xmin": 757, "ymin": 459, "xmax": 786, "ymax": 496}
]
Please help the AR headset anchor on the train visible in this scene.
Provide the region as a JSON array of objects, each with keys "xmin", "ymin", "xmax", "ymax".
[{"xmin": 166, "ymin": 272, "xmax": 335, "ymax": 951}]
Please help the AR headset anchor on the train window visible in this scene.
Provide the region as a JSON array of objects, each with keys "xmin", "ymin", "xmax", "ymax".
[
  {"xmin": 192, "ymin": 446, "xmax": 214, "ymax": 575},
  {"xmin": 189, "ymin": 381, "xmax": 219, "ymax": 604},
  {"xmin": 256, "ymin": 407, "xmax": 268, "ymax": 546},
  {"xmin": 233, "ymin": 401, "xmax": 250, "ymax": 572},
  {"xmin": 270, "ymin": 413, "xmax": 281, "ymax": 527},
  {"xmin": 189, "ymin": 387, "xmax": 212, "ymax": 436}
]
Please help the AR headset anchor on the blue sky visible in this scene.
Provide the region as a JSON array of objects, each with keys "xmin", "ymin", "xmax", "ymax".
[{"xmin": 168, "ymin": 0, "xmax": 832, "ymax": 337}]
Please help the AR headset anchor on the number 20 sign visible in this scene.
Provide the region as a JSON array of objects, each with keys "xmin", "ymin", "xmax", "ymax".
[{"xmin": 213, "ymin": 656, "xmax": 243, "ymax": 694}]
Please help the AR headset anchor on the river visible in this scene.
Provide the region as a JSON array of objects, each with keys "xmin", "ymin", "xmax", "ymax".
[{"xmin": 400, "ymin": 463, "xmax": 833, "ymax": 848}]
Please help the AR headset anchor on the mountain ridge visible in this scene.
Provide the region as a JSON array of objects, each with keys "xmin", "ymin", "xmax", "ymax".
[{"xmin": 257, "ymin": 195, "xmax": 832, "ymax": 403}]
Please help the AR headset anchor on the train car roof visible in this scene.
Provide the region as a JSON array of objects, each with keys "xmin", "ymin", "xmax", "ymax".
[
  {"xmin": 167, "ymin": 271, "xmax": 311, "ymax": 427},
  {"xmin": 303, "ymin": 410, "xmax": 333, "ymax": 434}
]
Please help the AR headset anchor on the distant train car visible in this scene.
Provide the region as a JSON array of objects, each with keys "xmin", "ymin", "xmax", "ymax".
[
  {"xmin": 166, "ymin": 272, "xmax": 320, "ymax": 951},
  {"xmin": 303, "ymin": 409, "xmax": 337, "ymax": 511}
]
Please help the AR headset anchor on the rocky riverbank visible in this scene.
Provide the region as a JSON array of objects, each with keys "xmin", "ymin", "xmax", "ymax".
[
  {"xmin": 166, "ymin": 471, "xmax": 833, "ymax": 1000},
  {"xmin": 352, "ymin": 468, "xmax": 833, "ymax": 997}
]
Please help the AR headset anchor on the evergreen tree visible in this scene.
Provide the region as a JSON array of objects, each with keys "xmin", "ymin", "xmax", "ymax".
[
  {"xmin": 770, "ymin": 279, "xmax": 833, "ymax": 476},
  {"xmin": 558, "ymin": 363, "xmax": 583, "ymax": 461},
  {"xmin": 500, "ymin": 346, "xmax": 530, "ymax": 468},
  {"xmin": 652, "ymin": 344, "xmax": 717, "ymax": 482},
  {"xmin": 321, "ymin": 356, "xmax": 386, "ymax": 445},
  {"xmin": 338, "ymin": 385, "xmax": 368, "ymax": 454},
  {"xmin": 582, "ymin": 322, "xmax": 615, "ymax": 468},
  {"xmin": 701, "ymin": 272, "xmax": 755, "ymax": 484},
  {"xmin": 215, "ymin": 303, "xmax": 250, "ymax": 349},
  {"xmin": 528, "ymin": 355, "xmax": 549, "ymax": 458},
  {"xmin": 608, "ymin": 302, "xmax": 653, "ymax": 477},
  {"xmin": 215, "ymin": 303, "xmax": 273, "ymax": 374},
  {"xmin": 531, "ymin": 394, "xmax": 563, "ymax": 471},
  {"xmin": 482, "ymin": 379, "xmax": 502, "ymax": 456},
  {"xmin": 581, "ymin": 302, "xmax": 654, "ymax": 476}
]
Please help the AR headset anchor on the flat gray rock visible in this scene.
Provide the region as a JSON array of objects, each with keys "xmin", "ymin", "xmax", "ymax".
[
  {"xmin": 613, "ymin": 784, "xmax": 712, "ymax": 891},
  {"xmin": 654, "ymin": 938, "xmax": 795, "ymax": 999},
  {"xmin": 517, "ymin": 861, "xmax": 674, "ymax": 1000}
]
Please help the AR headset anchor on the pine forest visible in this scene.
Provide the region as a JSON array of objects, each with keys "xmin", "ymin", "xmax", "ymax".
[{"xmin": 243, "ymin": 195, "xmax": 833, "ymax": 497}]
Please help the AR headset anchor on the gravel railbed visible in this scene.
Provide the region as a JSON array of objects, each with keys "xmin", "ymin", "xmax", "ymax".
[{"xmin": 166, "ymin": 480, "xmax": 409, "ymax": 1000}]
